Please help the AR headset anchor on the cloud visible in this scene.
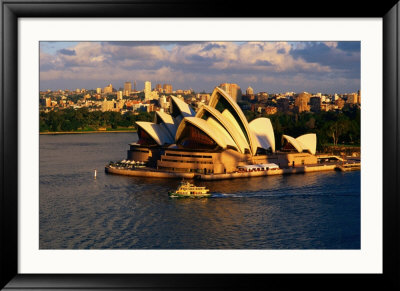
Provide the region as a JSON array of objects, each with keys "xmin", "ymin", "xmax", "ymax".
[
  {"xmin": 201, "ymin": 43, "xmax": 226, "ymax": 51},
  {"xmin": 337, "ymin": 42, "xmax": 361, "ymax": 52},
  {"xmin": 40, "ymin": 41, "xmax": 360, "ymax": 93},
  {"xmin": 58, "ymin": 48, "xmax": 76, "ymax": 56},
  {"xmin": 323, "ymin": 42, "xmax": 338, "ymax": 49},
  {"xmin": 289, "ymin": 41, "xmax": 360, "ymax": 77},
  {"xmin": 104, "ymin": 41, "xmax": 203, "ymax": 48}
]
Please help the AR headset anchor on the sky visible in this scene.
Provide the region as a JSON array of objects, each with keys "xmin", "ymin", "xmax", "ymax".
[{"xmin": 40, "ymin": 41, "xmax": 360, "ymax": 94}]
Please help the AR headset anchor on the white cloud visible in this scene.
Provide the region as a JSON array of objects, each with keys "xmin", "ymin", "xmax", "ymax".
[
  {"xmin": 40, "ymin": 41, "xmax": 360, "ymax": 93},
  {"xmin": 324, "ymin": 42, "xmax": 338, "ymax": 48}
]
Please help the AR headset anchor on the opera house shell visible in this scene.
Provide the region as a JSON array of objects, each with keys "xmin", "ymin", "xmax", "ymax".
[
  {"xmin": 282, "ymin": 133, "xmax": 317, "ymax": 155},
  {"xmin": 128, "ymin": 87, "xmax": 317, "ymax": 174}
]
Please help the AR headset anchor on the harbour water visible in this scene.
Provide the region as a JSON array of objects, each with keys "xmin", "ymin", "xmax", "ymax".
[{"xmin": 40, "ymin": 133, "xmax": 360, "ymax": 249}]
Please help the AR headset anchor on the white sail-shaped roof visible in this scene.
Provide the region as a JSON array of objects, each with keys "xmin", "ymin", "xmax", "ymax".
[
  {"xmin": 196, "ymin": 105, "xmax": 250, "ymax": 154},
  {"xmin": 155, "ymin": 111, "xmax": 178, "ymax": 141},
  {"xmin": 170, "ymin": 96, "xmax": 196, "ymax": 117},
  {"xmin": 282, "ymin": 133, "xmax": 317, "ymax": 155},
  {"xmin": 296, "ymin": 133, "xmax": 317, "ymax": 155},
  {"xmin": 205, "ymin": 117, "xmax": 239, "ymax": 151},
  {"xmin": 175, "ymin": 117, "xmax": 239, "ymax": 151},
  {"xmin": 249, "ymin": 118, "xmax": 276, "ymax": 153},
  {"xmin": 133, "ymin": 97, "xmax": 194, "ymax": 147},
  {"xmin": 208, "ymin": 87, "xmax": 256, "ymax": 154},
  {"xmin": 282, "ymin": 135, "xmax": 303, "ymax": 153},
  {"xmin": 136, "ymin": 121, "xmax": 175, "ymax": 146},
  {"xmin": 133, "ymin": 86, "xmax": 316, "ymax": 157},
  {"xmin": 155, "ymin": 110, "xmax": 174, "ymax": 124}
]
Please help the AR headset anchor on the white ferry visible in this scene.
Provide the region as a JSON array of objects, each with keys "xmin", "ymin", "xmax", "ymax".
[{"xmin": 168, "ymin": 180, "xmax": 211, "ymax": 198}]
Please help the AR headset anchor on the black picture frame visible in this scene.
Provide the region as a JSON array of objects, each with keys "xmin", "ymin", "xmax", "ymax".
[{"xmin": 1, "ymin": 0, "xmax": 399, "ymax": 290}]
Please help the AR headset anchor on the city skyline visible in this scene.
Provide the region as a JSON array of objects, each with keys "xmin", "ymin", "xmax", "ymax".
[{"xmin": 40, "ymin": 41, "xmax": 360, "ymax": 94}]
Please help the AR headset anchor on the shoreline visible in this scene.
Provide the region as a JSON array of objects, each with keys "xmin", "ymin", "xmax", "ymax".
[
  {"xmin": 105, "ymin": 162, "xmax": 360, "ymax": 180},
  {"xmin": 40, "ymin": 130, "xmax": 137, "ymax": 135}
]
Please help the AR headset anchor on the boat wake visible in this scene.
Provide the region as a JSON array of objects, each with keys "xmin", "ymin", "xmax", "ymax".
[{"xmin": 210, "ymin": 190, "xmax": 352, "ymax": 198}]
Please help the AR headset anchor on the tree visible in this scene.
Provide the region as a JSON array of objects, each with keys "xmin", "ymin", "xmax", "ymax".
[{"xmin": 327, "ymin": 119, "xmax": 348, "ymax": 146}]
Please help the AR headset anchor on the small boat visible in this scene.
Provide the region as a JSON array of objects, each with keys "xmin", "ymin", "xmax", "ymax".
[{"xmin": 168, "ymin": 180, "xmax": 211, "ymax": 198}]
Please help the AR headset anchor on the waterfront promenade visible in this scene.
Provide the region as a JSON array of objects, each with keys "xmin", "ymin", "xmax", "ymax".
[{"xmin": 105, "ymin": 160, "xmax": 360, "ymax": 181}]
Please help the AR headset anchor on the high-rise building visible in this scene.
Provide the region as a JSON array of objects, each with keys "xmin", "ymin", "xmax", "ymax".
[
  {"xmin": 124, "ymin": 82, "xmax": 132, "ymax": 96},
  {"xmin": 143, "ymin": 81, "xmax": 159, "ymax": 101},
  {"xmin": 245, "ymin": 86, "xmax": 254, "ymax": 101},
  {"xmin": 40, "ymin": 97, "xmax": 52, "ymax": 107},
  {"xmin": 117, "ymin": 91, "xmax": 123, "ymax": 100},
  {"xmin": 103, "ymin": 84, "xmax": 113, "ymax": 94},
  {"xmin": 294, "ymin": 92, "xmax": 311, "ymax": 113},
  {"xmin": 96, "ymin": 88, "xmax": 102, "ymax": 94},
  {"xmin": 218, "ymin": 83, "xmax": 242, "ymax": 102},
  {"xmin": 346, "ymin": 93, "xmax": 358, "ymax": 104},
  {"xmin": 163, "ymin": 84, "xmax": 173, "ymax": 94},
  {"xmin": 156, "ymin": 84, "xmax": 163, "ymax": 92},
  {"xmin": 144, "ymin": 81, "xmax": 152, "ymax": 100},
  {"xmin": 310, "ymin": 96, "xmax": 321, "ymax": 112}
]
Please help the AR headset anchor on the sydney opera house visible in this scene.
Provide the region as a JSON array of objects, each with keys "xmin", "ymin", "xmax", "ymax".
[{"xmin": 124, "ymin": 87, "xmax": 319, "ymax": 175}]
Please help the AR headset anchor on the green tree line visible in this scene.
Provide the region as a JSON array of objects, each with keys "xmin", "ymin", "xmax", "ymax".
[
  {"xmin": 244, "ymin": 106, "xmax": 360, "ymax": 150},
  {"xmin": 40, "ymin": 107, "xmax": 360, "ymax": 150},
  {"xmin": 40, "ymin": 108, "xmax": 153, "ymax": 132}
]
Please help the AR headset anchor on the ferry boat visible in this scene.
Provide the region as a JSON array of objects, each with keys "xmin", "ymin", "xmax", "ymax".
[{"xmin": 168, "ymin": 180, "xmax": 211, "ymax": 198}]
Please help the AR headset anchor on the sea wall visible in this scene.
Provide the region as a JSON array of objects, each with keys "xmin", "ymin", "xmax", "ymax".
[
  {"xmin": 106, "ymin": 167, "xmax": 195, "ymax": 179},
  {"xmin": 199, "ymin": 165, "xmax": 337, "ymax": 180},
  {"xmin": 321, "ymin": 146, "xmax": 360, "ymax": 157},
  {"xmin": 105, "ymin": 163, "xmax": 346, "ymax": 180}
]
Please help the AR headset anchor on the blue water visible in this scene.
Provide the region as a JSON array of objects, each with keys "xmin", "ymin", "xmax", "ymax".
[{"xmin": 39, "ymin": 133, "xmax": 360, "ymax": 249}]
